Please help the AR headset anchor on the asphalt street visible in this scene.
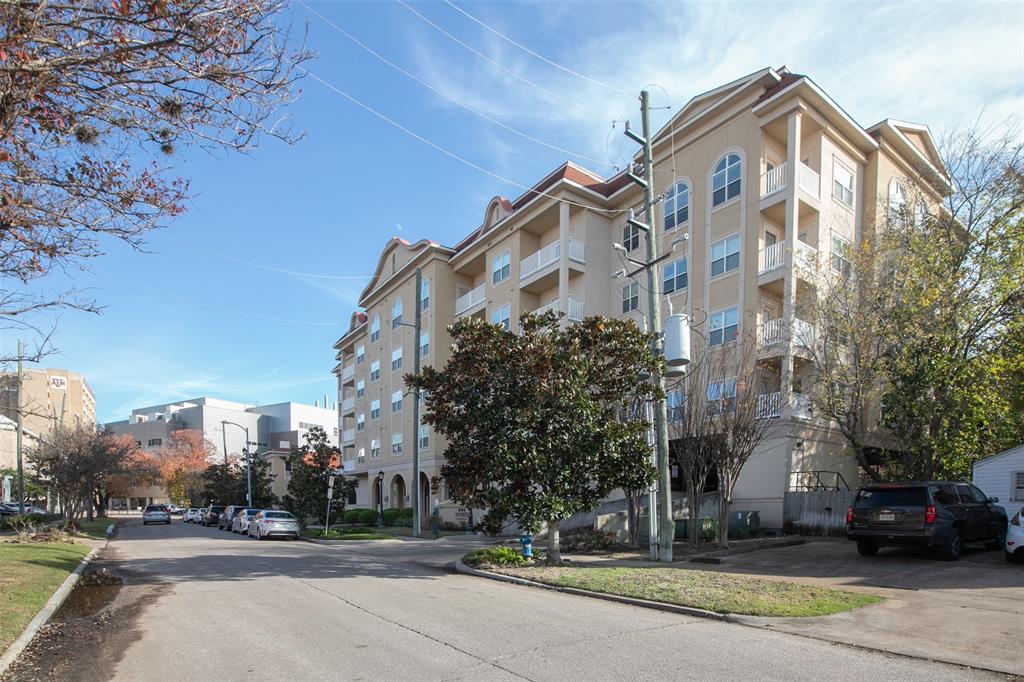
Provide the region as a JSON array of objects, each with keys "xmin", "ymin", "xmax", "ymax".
[{"xmin": 73, "ymin": 518, "xmax": 1004, "ymax": 681}]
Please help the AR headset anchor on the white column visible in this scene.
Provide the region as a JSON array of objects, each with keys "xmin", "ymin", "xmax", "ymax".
[
  {"xmin": 558, "ymin": 202, "xmax": 570, "ymax": 317},
  {"xmin": 782, "ymin": 111, "xmax": 802, "ymax": 415}
]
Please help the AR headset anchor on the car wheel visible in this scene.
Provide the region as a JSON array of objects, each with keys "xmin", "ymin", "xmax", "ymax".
[
  {"xmin": 940, "ymin": 528, "xmax": 962, "ymax": 561},
  {"xmin": 856, "ymin": 540, "xmax": 878, "ymax": 557},
  {"xmin": 986, "ymin": 528, "xmax": 1007, "ymax": 550},
  {"xmin": 1005, "ymin": 549, "xmax": 1023, "ymax": 563}
]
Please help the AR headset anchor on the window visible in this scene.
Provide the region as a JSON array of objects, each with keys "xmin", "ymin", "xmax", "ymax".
[
  {"xmin": 370, "ymin": 360, "xmax": 380, "ymax": 382},
  {"xmin": 664, "ymin": 181, "xmax": 689, "ymax": 229},
  {"xmin": 666, "ymin": 390, "xmax": 685, "ymax": 422},
  {"xmin": 147, "ymin": 438, "xmax": 162, "ymax": 447},
  {"xmin": 391, "ymin": 347, "xmax": 403, "ymax": 371},
  {"xmin": 370, "ymin": 315, "xmax": 380, "ymax": 342},
  {"xmin": 706, "ymin": 377, "xmax": 737, "ymax": 413},
  {"xmin": 914, "ymin": 201, "xmax": 928, "ymax": 226},
  {"xmin": 370, "ymin": 439, "xmax": 380, "ymax": 458},
  {"xmin": 370, "ymin": 399, "xmax": 380, "ymax": 420},
  {"xmin": 712, "ymin": 153, "xmax": 742, "ymax": 206},
  {"xmin": 356, "ymin": 380, "xmax": 365, "ymax": 398},
  {"xmin": 357, "ymin": 447, "xmax": 365, "ymax": 463},
  {"xmin": 420, "ymin": 277, "xmax": 430, "ymax": 311},
  {"xmin": 391, "ymin": 297, "xmax": 403, "ymax": 328},
  {"xmin": 710, "ymin": 235, "xmax": 741, "ymax": 277},
  {"xmin": 391, "ymin": 390, "xmax": 403, "ymax": 413},
  {"xmin": 419, "ymin": 424, "xmax": 430, "ymax": 450},
  {"xmin": 419, "ymin": 332, "xmax": 429, "ymax": 359},
  {"xmin": 663, "ymin": 257, "xmax": 687, "ymax": 294},
  {"xmin": 356, "ymin": 414, "xmax": 365, "ymax": 432},
  {"xmin": 356, "ymin": 345, "xmax": 365, "ymax": 364},
  {"xmin": 831, "ymin": 235, "xmax": 852, "ymax": 277},
  {"xmin": 492, "ymin": 251, "xmax": 511, "ymax": 284},
  {"xmin": 621, "ymin": 282, "xmax": 639, "ymax": 313},
  {"xmin": 1015, "ymin": 472, "xmax": 1024, "ymax": 501},
  {"xmin": 708, "ymin": 308, "xmax": 738, "ymax": 346},
  {"xmin": 832, "ymin": 159, "xmax": 854, "ymax": 207},
  {"xmin": 622, "ymin": 223, "xmax": 640, "ymax": 252},
  {"xmin": 491, "ymin": 303, "xmax": 511, "ymax": 331},
  {"xmin": 391, "ymin": 432, "xmax": 403, "ymax": 454},
  {"xmin": 888, "ymin": 179, "xmax": 907, "ymax": 225}
]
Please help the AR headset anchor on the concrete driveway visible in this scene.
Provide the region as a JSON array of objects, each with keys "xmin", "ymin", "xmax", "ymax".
[{"xmin": 699, "ymin": 539, "xmax": 1023, "ymax": 675}]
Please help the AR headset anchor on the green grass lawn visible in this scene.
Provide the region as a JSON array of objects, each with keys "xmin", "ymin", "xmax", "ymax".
[
  {"xmin": 0, "ymin": 541, "xmax": 91, "ymax": 651},
  {"xmin": 302, "ymin": 528, "xmax": 393, "ymax": 540},
  {"xmin": 495, "ymin": 566, "xmax": 883, "ymax": 617},
  {"xmin": 73, "ymin": 518, "xmax": 116, "ymax": 540}
]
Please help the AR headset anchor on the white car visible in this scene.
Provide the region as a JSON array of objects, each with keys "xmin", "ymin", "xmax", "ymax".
[
  {"xmin": 247, "ymin": 510, "xmax": 300, "ymax": 540},
  {"xmin": 1006, "ymin": 507, "xmax": 1023, "ymax": 563},
  {"xmin": 183, "ymin": 508, "xmax": 201, "ymax": 523}
]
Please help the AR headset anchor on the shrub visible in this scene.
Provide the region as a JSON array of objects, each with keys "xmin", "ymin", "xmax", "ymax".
[
  {"xmin": 560, "ymin": 528, "xmax": 617, "ymax": 553},
  {"xmin": 399, "ymin": 507, "xmax": 414, "ymax": 519},
  {"xmin": 382, "ymin": 508, "xmax": 402, "ymax": 526},
  {"xmin": 343, "ymin": 509, "xmax": 362, "ymax": 524},
  {"xmin": 699, "ymin": 517, "xmax": 718, "ymax": 543},
  {"xmin": 357, "ymin": 509, "xmax": 378, "ymax": 525},
  {"xmin": 0, "ymin": 513, "xmax": 49, "ymax": 531},
  {"xmin": 463, "ymin": 546, "xmax": 527, "ymax": 568}
]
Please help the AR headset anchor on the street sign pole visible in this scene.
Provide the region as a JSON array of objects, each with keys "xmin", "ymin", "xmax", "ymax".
[{"xmin": 325, "ymin": 475, "xmax": 335, "ymax": 533}]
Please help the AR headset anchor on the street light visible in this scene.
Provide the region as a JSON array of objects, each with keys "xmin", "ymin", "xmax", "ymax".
[
  {"xmin": 375, "ymin": 470, "xmax": 385, "ymax": 527},
  {"xmin": 222, "ymin": 421, "xmax": 253, "ymax": 507}
]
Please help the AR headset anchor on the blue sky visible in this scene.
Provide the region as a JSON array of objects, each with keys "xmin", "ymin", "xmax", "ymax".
[{"xmin": 9, "ymin": 1, "xmax": 1022, "ymax": 423}]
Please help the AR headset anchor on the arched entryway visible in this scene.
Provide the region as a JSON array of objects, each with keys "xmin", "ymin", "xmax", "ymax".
[
  {"xmin": 371, "ymin": 475, "xmax": 382, "ymax": 512},
  {"xmin": 419, "ymin": 472, "xmax": 431, "ymax": 518},
  {"xmin": 390, "ymin": 474, "xmax": 407, "ymax": 509}
]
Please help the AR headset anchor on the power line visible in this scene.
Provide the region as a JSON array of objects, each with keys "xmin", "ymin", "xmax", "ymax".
[
  {"xmin": 441, "ymin": 0, "xmax": 634, "ymax": 97},
  {"xmin": 296, "ymin": 0, "xmax": 614, "ymax": 168},
  {"xmin": 397, "ymin": 0, "xmax": 605, "ymax": 119},
  {"xmin": 299, "ymin": 66, "xmax": 627, "ymax": 215}
]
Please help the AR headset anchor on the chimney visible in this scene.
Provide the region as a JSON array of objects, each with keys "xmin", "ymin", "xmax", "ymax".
[
  {"xmin": 324, "ymin": 393, "xmax": 329, "ymax": 409},
  {"xmin": 314, "ymin": 399, "xmax": 319, "ymax": 408}
]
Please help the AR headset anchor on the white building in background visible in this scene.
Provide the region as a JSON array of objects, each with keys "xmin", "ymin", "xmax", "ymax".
[{"xmin": 973, "ymin": 444, "xmax": 1024, "ymax": 515}]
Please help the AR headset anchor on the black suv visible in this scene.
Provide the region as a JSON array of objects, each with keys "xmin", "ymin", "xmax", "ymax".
[{"xmin": 846, "ymin": 481, "xmax": 1007, "ymax": 561}]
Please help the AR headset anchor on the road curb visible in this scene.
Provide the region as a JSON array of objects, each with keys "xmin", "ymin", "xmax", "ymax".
[
  {"xmin": 299, "ymin": 535, "xmax": 401, "ymax": 545},
  {"xmin": 0, "ymin": 539, "xmax": 107, "ymax": 678}
]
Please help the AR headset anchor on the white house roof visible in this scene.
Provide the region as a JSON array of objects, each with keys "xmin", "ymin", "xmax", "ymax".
[{"xmin": 973, "ymin": 443, "xmax": 1024, "ymax": 470}]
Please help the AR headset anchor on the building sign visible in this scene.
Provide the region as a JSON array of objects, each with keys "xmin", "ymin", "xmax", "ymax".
[{"xmin": 48, "ymin": 376, "xmax": 67, "ymax": 390}]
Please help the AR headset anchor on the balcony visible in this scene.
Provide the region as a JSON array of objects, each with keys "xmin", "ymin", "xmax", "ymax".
[
  {"xmin": 756, "ymin": 392, "xmax": 781, "ymax": 419},
  {"xmin": 794, "ymin": 240, "xmax": 818, "ymax": 271},
  {"xmin": 792, "ymin": 392, "xmax": 813, "ymax": 420},
  {"xmin": 341, "ymin": 364, "xmax": 355, "ymax": 381},
  {"xmin": 793, "ymin": 319, "xmax": 816, "ymax": 348},
  {"xmin": 758, "ymin": 240, "xmax": 785, "ymax": 273},
  {"xmin": 568, "ymin": 239, "xmax": 586, "ymax": 264},
  {"xmin": 531, "ymin": 298, "xmax": 584, "ymax": 322},
  {"xmin": 761, "ymin": 162, "xmax": 787, "ymax": 197},
  {"xmin": 758, "ymin": 318, "xmax": 815, "ymax": 350},
  {"xmin": 799, "ymin": 164, "xmax": 820, "ymax": 200},
  {"xmin": 341, "ymin": 428, "xmax": 355, "ymax": 444},
  {"xmin": 455, "ymin": 283, "xmax": 485, "ymax": 315},
  {"xmin": 520, "ymin": 241, "xmax": 559, "ymax": 280},
  {"xmin": 341, "ymin": 396, "xmax": 355, "ymax": 413}
]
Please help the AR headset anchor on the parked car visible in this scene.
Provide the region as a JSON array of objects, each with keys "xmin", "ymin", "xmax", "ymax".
[
  {"xmin": 1, "ymin": 503, "xmax": 46, "ymax": 515},
  {"xmin": 167, "ymin": 504, "xmax": 184, "ymax": 515},
  {"xmin": 142, "ymin": 504, "xmax": 171, "ymax": 525},
  {"xmin": 248, "ymin": 510, "xmax": 299, "ymax": 540},
  {"xmin": 1006, "ymin": 507, "xmax": 1023, "ymax": 563},
  {"xmin": 232, "ymin": 508, "xmax": 261, "ymax": 534},
  {"xmin": 219, "ymin": 505, "xmax": 249, "ymax": 531},
  {"xmin": 202, "ymin": 505, "xmax": 225, "ymax": 527},
  {"xmin": 846, "ymin": 481, "xmax": 1007, "ymax": 560},
  {"xmin": 183, "ymin": 508, "xmax": 200, "ymax": 523}
]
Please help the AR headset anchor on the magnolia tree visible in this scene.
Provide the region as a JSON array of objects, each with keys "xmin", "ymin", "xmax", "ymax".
[
  {"xmin": 283, "ymin": 426, "xmax": 354, "ymax": 528},
  {"xmin": 410, "ymin": 312, "xmax": 659, "ymax": 564},
  {"xmin": 0, "ymin": 1, "xmax": 311, "ymax": 363}
]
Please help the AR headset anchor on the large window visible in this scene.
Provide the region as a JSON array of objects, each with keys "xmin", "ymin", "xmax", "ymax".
[
  {"xmin": 356, "ymin": 379, "xmax": 365, "ymax": 398},
  {"xmin": 420, "ymin": 277, "xmax": 430, "ymax": 311},
  {"xmin": 391, "ymin": 297, "xmax": 404, "ymax": 329},
  {"xmin": 391, "ymin": 432, "xmax": 403, "ymax": 454},
  {"xmin": 710, "ymin": 235, "xmax": 741, "ymax": 277},
  {"xmin": 491, "ymin": 303, "xmax": 511, "ymax": 331},
  {"xmin": 888, "ymin": 178, "xmax": 907, "ymax": 224},
  {"xmin": 370, "ymin": 439, "xmax": 380, "ymax": 458},
  {"xmin": 831, "ymin": 235, "xmax": 852, "ymax": 277},
  {"xmin": 622, "ymin": 223, "xmax": 640, "ymax": 252},
  {"xmin": 370, "ymin": 315, "xmax": 380, "ymax": 342},
  {"xmin": 663, "ymin": 257, "xmax": 687, "ymax": 294},
  {"xmin": 370, "ymin": 399, "xmax": 380, "ymax": 420},
  {"xmin": 356, "ymin": 414, "xmax": 365, "ymax": 432},
  {"xmin": 418, "ymin": 425, "xmax": 430, "ymax": 450},
  {"xmin": 712, "ymin": 153, "xmax": 742, "ymax": 206},
  {"xmin": 666, "ymin": 390, "xmax": 685, "ymax": 422},
  {"xmin": 391, "ymin": 390, "xmax": 403, "ymax": 413},
  {"xmin": 391, "ymin": 347, "xmax": 403, "ymax": 371},
  {"xmin": 709, "ymin": 308, "xmax": 738, "ymax": 346},
  {"xmin": 419, "ymin": 332, "xmax": 429, "ymax": 359},
  {"xmin": 356, "ymin": 345, "xmax": 365, "ymax": 364},
  {"xmin": 621, "ymin": 282, "xmax": 639, "ymax": 313},
  {"xmin": 492, "ymin": 251, "xmax": 511, "ymax": 284},
  {"xmin": 370, "ymin": 360, "xmax": 380, "ymax": 382},
  {"xmin": 664, "ymin": 181, "xmax": 689, "ymax": 229},
  {"xmin": 707, "ymin": 377, "xmax": 737, "ymax": 414},
  {"xmin": 1014, "ymin": 472, "xmax": 1024, "ymax": 501},
  {"xmin": 832, "ymin": 159, "xmax": 854, "ymax": 207}
]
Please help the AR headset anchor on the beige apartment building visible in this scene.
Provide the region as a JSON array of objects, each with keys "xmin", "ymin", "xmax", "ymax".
[
  {"xmin": 0, "ymin": 367, "xmax": 97, "ymax": 439},
  {"xmin": 332, "ymin": 67, "xmax": 949, "ymax": 528}
]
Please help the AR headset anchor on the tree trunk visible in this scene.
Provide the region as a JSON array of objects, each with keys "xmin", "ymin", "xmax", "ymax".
[
  {"xmin": 718, "ymin": 495, "xmax": 730, "ymax": 550},
  {"xmin": 547, "ymin": 518, "xmax": 561, "ymax": 564},
  {"xmin": 625, "ymin": 491, "xmax": 639, "ymax": 547},
  {"xmin": 687, "ymin": 484, "xmax": 700, "ymax": 548}
]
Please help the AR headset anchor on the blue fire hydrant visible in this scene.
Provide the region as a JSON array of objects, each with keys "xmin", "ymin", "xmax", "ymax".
[{"xmin": 520, "ymin": 533, "xmax": 533, "ymax": 559}]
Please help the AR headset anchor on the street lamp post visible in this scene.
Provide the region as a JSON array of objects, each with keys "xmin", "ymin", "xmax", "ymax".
[
  {"xmin": 376, "ymin": 470, "xmax": 385, "ymax": 527},
  {"xmin": 221, "ymin": 421, "xmax": 252, "ymax": 507}
]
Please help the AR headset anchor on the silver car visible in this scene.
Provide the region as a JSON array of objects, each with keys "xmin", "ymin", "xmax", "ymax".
[
  {"xmin": 248, "ymin": 510, "xmax": 299, "ymax": 540},
  {"xmin": 142, "ymin": 504, "xmax": 171, "ymax": 525},
  {"xmin": 183, "ymin": 508, "xmax": 201, "ymax": 523},
  {"xmin": 232, "ymin": 508, "xmax": 261, "ymax": 534}
]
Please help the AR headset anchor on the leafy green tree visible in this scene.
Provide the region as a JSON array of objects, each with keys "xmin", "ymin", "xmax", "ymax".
[
  {"xmin": 0, "ymin": 467, "xmax": 46, "ymax": 500},
  {"xmin": 410, "ymin": 312, "xmax": 659, "ymax": 564},
  {"xmin": 243, "ymin": 456, "xmax": 278, "ymax": 509},
  {"xmin": 282, "ymin": 427, "xmax": 354, "ymax": 528},
  {"xmin": 201, "ymin": 462, "xmax": 243, "ymax": 506}
]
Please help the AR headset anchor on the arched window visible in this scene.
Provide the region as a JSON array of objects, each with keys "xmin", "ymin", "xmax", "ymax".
[
  {"xmin": 391, "ymin": 297, "xmax": 403, "ymax": 328},
  {"xmin": 712, "ymin": 154, "xmax": 742, "ymax": 207},
  {"xmin": 370, "ymin": 315, "xmax": 380, "ymax": 342},
  {"xmin": 914, "ymin": 201, "xmax": 928, "ymax": 226},
  {"xmin": 664, "ymin": 181, "xmax": 689, "ymax": 229},
  {"xmin": 888, "ymin": 179, "xmax": 907, "ymax": 225}
]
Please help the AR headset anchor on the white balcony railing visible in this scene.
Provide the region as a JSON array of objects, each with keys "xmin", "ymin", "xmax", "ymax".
[
  {"xmin": 455, "ymin": 283, "xmax": 486, "ymax": 315},
  {"xmin": 793, "ymin": 319, "xmax": 816, "ymax": 348},
  {"xmin": 792, "ymin": 392, "xmax": 814, "ymax": 420},
  {"xmin": 342, "ymin": 459, "xmax": 356, "ymax": 473},
  {"xmin": 759, "ymin": 318, "xmax": 785, "ymax": 346},
  {"xmin": 341, "ymin": 428, "xmax": 355, "ymax": 444},
  {"xmin": 794, "ymin": 240, "xmax": 818, "ymax": 270},
  {"xmin": 799, "ymin": 163, "xmax": 820, "ymax": 199},
  {"xmin": 761, "ymin": 162, "xmax": 787, "ymax": 197},
  {"xmin": 758, "ymin": 240, "xmax": 785, "ymax": 273},
  {"xmin": 568, "ymin": 239, "xmax": 586, "ymax": 264},
  {"xmin": 341, "ymin": 396, "xmax": 355, "ymax": 413},
  {"xmin": 567, "ymin": 298, "xmax": 585, "ymax": 322},
  {"xmin": 756, "ymin": 392, "xmax": 782, "ymax": 419},
  {"xmin": 341, "ymin": 364, "xmax": 355, "ymax": 381},
  {"xmin": 533, "ymin": 300, "xmax": 558, "ymax": 316},
  {"xmin": 520, "ymin": 241, "xmax": 560, "ymax": 280}
]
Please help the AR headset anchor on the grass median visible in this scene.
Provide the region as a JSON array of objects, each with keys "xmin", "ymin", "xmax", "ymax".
[
  {"xmin": 302, "ymin": 528, "xmax": 393, "ymax": 541},
  {"xmin": 492, "ymin": 565, "xmax": 883, "ymax": 617},
  {"xmin": 0, "ymin": 541, "xmax": 91, "ymax": 651}
]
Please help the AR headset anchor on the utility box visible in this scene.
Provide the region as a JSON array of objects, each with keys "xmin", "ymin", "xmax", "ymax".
[{"xmin": 664, "ymin": 314, "xmax": 691, "ymax": 366}]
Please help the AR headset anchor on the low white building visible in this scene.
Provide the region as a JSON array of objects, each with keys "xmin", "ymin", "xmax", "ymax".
[{"xmin": 972, "ymin": 444, "xmax": 1024, "ymax": 514}]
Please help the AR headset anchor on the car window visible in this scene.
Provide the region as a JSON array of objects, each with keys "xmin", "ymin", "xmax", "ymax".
[
  {"xmin": 968, "ymin": 485, "xmax": 989, "ymax": 503},
  {"xmin": 956, "ymin": 485, "xmax": 978, "ymax": 504},
  {"xmin": 264, "ymin": 512, "xmax": 295, "ymax": 519},
  {"xmin": 855, "ymin": 488, "xmax": 927, "ymax": 507},
  {"xmin": 930, "ymin": 484, "xmax": 959, "ymax": 505}
]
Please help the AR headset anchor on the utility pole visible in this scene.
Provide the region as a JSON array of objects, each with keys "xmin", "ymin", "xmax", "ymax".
[
  {"xmin": 15, "ymin": 339, "xmax": 24, "ymax": 514},
  {"xmin": 411, "ymin": 267, "xmax": 423, "ymax": 538},
  {"xmin": 625, "ymin": 90, "xmax": 674, "ymax": 562}
]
